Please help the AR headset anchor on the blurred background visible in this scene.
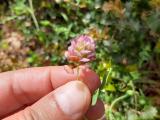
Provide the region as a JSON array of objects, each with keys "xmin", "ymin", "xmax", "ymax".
[{"xmin": 0, "ymin": 0, "xmax": 160, "ymax": 119}]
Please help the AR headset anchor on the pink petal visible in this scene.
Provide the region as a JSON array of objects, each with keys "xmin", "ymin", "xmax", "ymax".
[
  {"xmin": 88, "ymin": 53, "xmax": 95, "ymax": 58},
  {"xmin": 68, "ymin": 46, "xmax": 75, "ymax": 54},
  {"xmin": 80, "ymin": 50, "xmax": 91, "ymax": 54},
  {"xmin": 74, "ymin": 50, "xmax": 82, "ymax": 57},
  {"xmin": 80, "ymin": 58, "xmax": 90, "ymax": 62}
]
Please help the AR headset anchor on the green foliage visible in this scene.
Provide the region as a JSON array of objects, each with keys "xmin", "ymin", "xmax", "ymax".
[
  {"xmin": 11, "ymin": 0, "xmax": 29, "ymax": 16},
  {"xmin": 0, "ymin": 0, "xmax": 160, "ymax": 119}
]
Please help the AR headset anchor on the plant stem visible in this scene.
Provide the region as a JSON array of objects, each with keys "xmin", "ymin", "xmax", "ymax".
[
  {"xmin": 28, "ymin": 0, "xmax": 40, "ymax": 30},
  {"xmin": 130, "ymin": 81, "xmax": 138, "ymax": 109},
  {"xmin": 108, "ymin": 94, "xmax": 129, "ymax": 120},
  {"xmin": 110, "ymin": 94, "xmax": 129, "ymax": 111}
]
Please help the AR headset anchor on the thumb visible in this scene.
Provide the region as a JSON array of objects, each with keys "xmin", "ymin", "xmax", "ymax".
[{"xmin": 3, "ymin": 81, "xmax": 91, "ymax": 120}]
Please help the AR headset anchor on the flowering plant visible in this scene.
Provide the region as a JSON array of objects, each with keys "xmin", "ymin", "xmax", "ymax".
[
  {"xmin": 65, "ymin": 35, "xmax": 96, "ymax": 64},
  {"xmin": 65, "ymin": 35, "xmax": 97, "ymax": 119}
]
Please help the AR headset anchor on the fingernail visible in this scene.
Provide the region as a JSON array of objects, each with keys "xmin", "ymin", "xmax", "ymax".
[
  {"xmin": 64, "ymin": 65, "xmax": 74, "ymax": 74},
  {"xmin": 54, "ymin": 81, "xmax": 91, "ymax": 119}
]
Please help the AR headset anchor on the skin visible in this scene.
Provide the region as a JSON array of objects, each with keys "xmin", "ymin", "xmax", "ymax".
[{"xmin": 0, "ymin": 65, "xmax": 105, "ymax": 120}]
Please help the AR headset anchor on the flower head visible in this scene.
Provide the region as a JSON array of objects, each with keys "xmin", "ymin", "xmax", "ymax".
[{"xmin": 65, "ymin": 35, "xmax": 96, "ymax": 63}]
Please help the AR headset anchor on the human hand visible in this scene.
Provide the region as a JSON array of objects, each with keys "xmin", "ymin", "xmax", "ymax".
[{"xmin": 0, "ymin": 65, "xmax": 104, "ymax": 120}]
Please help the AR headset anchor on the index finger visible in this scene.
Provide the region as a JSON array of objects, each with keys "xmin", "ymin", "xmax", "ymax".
[{"xmin": 0, "ymin": 65, "xmax": 100, "ymax": 118}]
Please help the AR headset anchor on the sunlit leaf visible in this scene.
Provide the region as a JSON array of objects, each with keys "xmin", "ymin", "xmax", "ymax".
[
  {"xmin": 92, "ymin": 89, "xmax": 100, "ymax": 106},
  {"xmin": 105, "ymin": 84, "xmax": 116, "ymax": 92}
]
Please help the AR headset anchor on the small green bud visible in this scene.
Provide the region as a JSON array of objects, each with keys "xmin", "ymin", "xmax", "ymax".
[
  {"xmin": 139, "ymin": 98, "xmax": 146, "ymax": 105},
  {"xmin": 126, "ymin": 90, "xmax": 134, "ymax": 96}
]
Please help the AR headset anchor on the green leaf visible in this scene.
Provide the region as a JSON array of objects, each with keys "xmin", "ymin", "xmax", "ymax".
[
  {"xmin": 127, "ymin": 110, "xmax": 138, "ymax": 120},
  {"xmin": 105, "ymin": 84, "xmax": 116, "ymax": 92},
  {"xmin": 140, "ymin": 106, "xmax": 157, "ymax": 119},
  {"xmin": 11, "ymin": 0, "xmax": 29, "ymax": 15},
  {"xmin": 40, "ymin": 20, "xmax": 52, "ymax": 26},
  {"xmin": 100, "ymin": 68, "xmax": 112, "ymax": 90},
  {"xmin": 154, "ymin": 39, "xmax": 160, "ymax": 53},
  {"xmin": 91, "ymin": 89, "xmax": 100, "ymax": 106},
  {"xmin": 129, "ymin": 71, "xmax": 140, "ymax": 80},
  {"xmin": 61, "ymin": 13, "xmax": 69, "ymax": 22}
]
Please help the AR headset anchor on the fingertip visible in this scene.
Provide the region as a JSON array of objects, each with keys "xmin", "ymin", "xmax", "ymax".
[
  {"xmin": 74, "ymin": 66, "xmax": 101, "ymax": 94},
  {"xmin": 54, "ymin": 81, "xmax": 91, "ymax": 119},
  {"xmin": 86, "ymin": 100, "xmax": 105, "ymax": 120},
  {"xmin": 51, "ymin": 65, "xmax": 100, "ymax": 94}
]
